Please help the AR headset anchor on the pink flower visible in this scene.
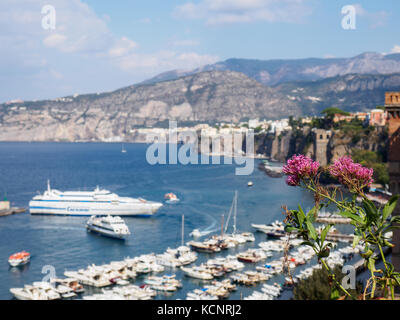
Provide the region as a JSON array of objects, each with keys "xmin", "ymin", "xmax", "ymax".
[
  {"xmin": 286, "ymin": 175, "xmax": 300, "ymax": 186},
  {"xmin": 283, "ymin": 154, "xmax": 320, "ymax": 187},
  {"xmin": 329, "ymin": 156, "xmax": 374, "ymax": 189}
]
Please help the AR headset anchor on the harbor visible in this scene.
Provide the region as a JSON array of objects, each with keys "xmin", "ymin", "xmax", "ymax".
[
  {"xmin": 6, "ymin": 214, "xmax": 368, "ymax": 301},
  {"xmin": 0, "ymin": 142, "xmax": 376, "ymax": 300},
  {"xmin": 7, "ymin": 222, "xmax": 368, "ymax": 300}
]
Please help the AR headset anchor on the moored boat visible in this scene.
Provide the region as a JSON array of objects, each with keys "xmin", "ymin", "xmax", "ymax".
[
  {"xmin": 8, "ymin": 251, "xmax": 30, "ymax": 267},
  {"xmin": 164, "ymin": 192, "xmax": 180, "ymax": 204}
]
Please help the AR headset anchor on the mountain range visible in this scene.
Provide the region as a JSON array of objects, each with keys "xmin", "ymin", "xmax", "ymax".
[
  {"xmin": 142, "ymin": 52, "xmax": 400, "ymax": 86},
  {"xmin": 1, "ymin": 52, "xmax": 400, "ymax": 141}
]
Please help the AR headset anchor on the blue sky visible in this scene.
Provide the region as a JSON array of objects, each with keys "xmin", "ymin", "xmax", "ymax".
[{"xmin": 1, "ymin": 0, "xmax": 400, "ymax": 102}]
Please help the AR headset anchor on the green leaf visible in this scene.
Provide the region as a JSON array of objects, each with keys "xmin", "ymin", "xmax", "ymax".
[
  {"xmin": 305, "ymin": 219, "xmax": 317, "ymax": 240},
  {"xmin": 284, "ymin": 226, "xmax": 298, "ymax": 233},
  {"xmin": 300, "ymin": 241, "xmax": 314, "ymax": 247},
  {"xmin": 307, "ymin": 206, "xmax": 318, "ymax": 223},
  {"xmin": 321, "ymin": 224, "xmax": 332, "ymax": 244},
  {"xmin": 318, "ymin": 248, "xmax": 330, "ymax": 258},
  {"xmin": 362, "ymin": 199, "xmax": 379, "ymax": 222},
  {"xmin": 393, "ymin": 275, "xmax": 400, "ymax": 287},
  {"xmin": 368, "ymin": 257, "xmax": 376, "ymax": 272},
  {"xmin": 297, "ymin": 206, "xmax": 306, "ymax": 227},
  {"xmin": 352, "ymin": 235, "xmax": 361, "ymax": 248},
  {"xmin": 330, "ymin": 287, "xmax": 340, "ymax": 300},
  {"xmin": 337, "ymin": 210, "xmax": 364, "ymax": 224},
  {"xmin": 382, "ymin": 195, "xmax": 400, "ymax": 222}
]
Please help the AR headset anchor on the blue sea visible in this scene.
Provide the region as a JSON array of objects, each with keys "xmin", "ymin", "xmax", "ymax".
[{"xmin": 0, "ymin": 142, "xmax": 316, "ymax": 300}]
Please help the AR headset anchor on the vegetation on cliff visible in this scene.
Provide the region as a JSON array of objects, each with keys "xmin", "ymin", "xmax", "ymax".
[
  {"xmin": 293, "ymin": 265, "xmax": 363, "ymax": 300},
  {"xmin": 352, "ymin": 149, "xmax": 389, "ymax": 185}
]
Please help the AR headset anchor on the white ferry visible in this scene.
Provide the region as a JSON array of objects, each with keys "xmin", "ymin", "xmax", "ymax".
[
  {"xmin": 29, "ymin": 181, "xmax": 162, "ymax": 217},
  {"xmin": 86, "ymin": 215, "xmax": 130, "ymax": 240}
]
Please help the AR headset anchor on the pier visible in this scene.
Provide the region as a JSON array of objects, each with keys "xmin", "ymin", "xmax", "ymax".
[
  {"xmin": 324, "ymin": 233, "xmax": 354, "ymax": 243},
  {"xmin": 316, "ymin": 216, "xmax": 352, "ymax": 224},
  {"xmin": 0, "ymin": 207, "xmax": 26, "ymax": 217}
]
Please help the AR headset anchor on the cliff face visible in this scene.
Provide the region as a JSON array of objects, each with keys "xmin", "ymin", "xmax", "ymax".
[
  {"xmin": 328, "ymin": 127, "xmax": 388, "ymax": 162},
  {"xmin": 0, "ymin": 71, "xmax": 299, "ymax": 142},
  {"xmin": 255, "ymin": 126, "xmax": 388, "ymax": 164},
  {"xmin": 0, "ymin": 69, "xmax": 399, "ymax": 142}
]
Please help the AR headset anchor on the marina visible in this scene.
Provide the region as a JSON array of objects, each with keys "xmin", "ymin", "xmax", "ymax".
[{"xmin": 0, "ymin": 142, "xmax": 360, "ymax": 300}]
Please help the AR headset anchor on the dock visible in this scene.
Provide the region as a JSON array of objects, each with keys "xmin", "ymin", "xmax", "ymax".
[
  {"xmin": 316, "ymin": 217, "xmax": 352, "ymax": 224},
  {"xmin": 0, "ymin": 207, "xmax": 26, "ymax": 217},
  {"xmin": 324, "ymin": 233, "xmax": 354, "ymax": 243}
]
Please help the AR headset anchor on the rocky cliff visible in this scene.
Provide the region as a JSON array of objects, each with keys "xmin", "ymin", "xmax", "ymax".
[
  {"xmin": 254, "ymin": 126, "xmax": 388, "ymax": 164},
  {"xmin": 0, "ymin": 70, "xmax": 399, "ymax": 142}
]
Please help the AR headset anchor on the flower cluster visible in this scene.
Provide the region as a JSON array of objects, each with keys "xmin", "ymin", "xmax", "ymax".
[
  {"xmin": 283, "ymin": 154, "xmax": 320, "ymax": 187},
  {"xmin": 329, "ymin": 156, "xmax": 374, "ymax": 190}
]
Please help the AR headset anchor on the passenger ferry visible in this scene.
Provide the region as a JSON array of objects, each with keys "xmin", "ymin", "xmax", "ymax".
[{"xmin": 29, "ymin": 181, "xmax": 163, "ymax": 217}]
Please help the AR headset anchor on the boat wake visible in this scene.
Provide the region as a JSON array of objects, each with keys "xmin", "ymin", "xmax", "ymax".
[{"xmin": 190, "ymin": 220, "xmax": 218, "ymax": 238}]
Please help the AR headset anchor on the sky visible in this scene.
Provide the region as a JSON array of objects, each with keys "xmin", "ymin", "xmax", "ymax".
[{"xmin": 1, "ymin": 0, "xmax": 400, "ymax": 102}]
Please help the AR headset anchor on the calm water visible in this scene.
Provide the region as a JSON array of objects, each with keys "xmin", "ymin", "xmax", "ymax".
[{"xmin": 0, "ymin": 142, "xmax": 316, "ymax": 300}]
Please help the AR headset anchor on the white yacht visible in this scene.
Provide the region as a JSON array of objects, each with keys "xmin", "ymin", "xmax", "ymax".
[
  {"xmin": 29, "ymin": 181, "xmax": 162, "ymax": 217},
  {"xmin": 86, "ymin": 215, "xmax": 131, "ymax": 240}
]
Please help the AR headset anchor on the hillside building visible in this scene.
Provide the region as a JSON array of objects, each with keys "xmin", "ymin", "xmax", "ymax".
[{"xmin": 385, "ymin": 92, "xmax": 400, "ymax": 273}]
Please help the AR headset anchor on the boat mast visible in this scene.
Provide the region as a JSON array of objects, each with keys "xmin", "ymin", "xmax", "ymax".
[
  {"xmin": 47, "ymin": 179, "xmax": 51, "ymax": 192},
  {"xmin": 233, "ymin": 190, "xmax": 238, "ymax": 235},
  {"xmin": 221, "ymin": 214, "xmax": 224, "ymax": 238},
  {"xmin": 224, "ymin": 192, "xmax": 235, "ymax": 233},
  {"xmin": 181, "ymin": 214, "xmax": 184, "ymax": 247}
]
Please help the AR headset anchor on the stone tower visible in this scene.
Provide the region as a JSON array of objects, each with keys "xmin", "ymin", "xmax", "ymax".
[
  {"xmin": 385, "ymin": 92, "xmax": 400, "ymax": 271},
  {"xmin": 313, "ymin": 129, "xmax": 331, "ymax": 166}
]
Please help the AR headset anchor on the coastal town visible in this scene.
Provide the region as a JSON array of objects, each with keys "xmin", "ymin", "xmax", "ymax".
[{"xmin": 3, "ymin": 1, "xmax": 400, "ymax": 308}]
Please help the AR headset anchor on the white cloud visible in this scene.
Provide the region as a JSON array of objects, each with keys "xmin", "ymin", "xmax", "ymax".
[
  {"xmin": 353, "ymin": 4, "xmax": 389, "ymax": 29},
  {"xmin": 174, "ymin": 0, "xmax": 313, "ymax": 25},
  {"xmin": 0, "ymin": 0, "xmax": 219, "ymax": 101},
  {"xmin": 114, "ymin": 51, "xmax": 219, "ymax": 75},
  {"xmin": 43, "ymin": 33, "xmax": 67, "ymax": 48},
  {"xmin": 108, "ymin": 37, "xmax": 138, "ymax": 58},
  {"xmin": 390, "ymin": 45, "xmax": 400, "ymax": 54}
]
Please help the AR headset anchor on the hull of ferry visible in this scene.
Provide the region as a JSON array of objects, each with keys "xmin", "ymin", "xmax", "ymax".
[{"xmin": 29, "ymin": 200, "xmax": 162, "ymax": 217}]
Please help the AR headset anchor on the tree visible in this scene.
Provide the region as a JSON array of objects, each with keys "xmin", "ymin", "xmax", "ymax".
[
  {"xmin": 321, "ymin": 107, "xmax": 350, "ymax": 118},
  {"xmin": 352, "ymin": 149, "xmax": 389, "ymax": 185}
]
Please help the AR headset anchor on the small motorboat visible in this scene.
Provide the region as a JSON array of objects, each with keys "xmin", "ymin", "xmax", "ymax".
[
  {"xmin": 164, "ymin": 193, "xmax": 180, "ymax": 204},
  {"xmin": 189, "ymin": 229, "xmax": 202, "ymax": 238},
  {"xmin": 8, "ymin": 251, "xmax": 30, "ymax": 267},
  {"xmin": 247, "ymin": 181, "xmax": 253, "ymax": 187}
]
